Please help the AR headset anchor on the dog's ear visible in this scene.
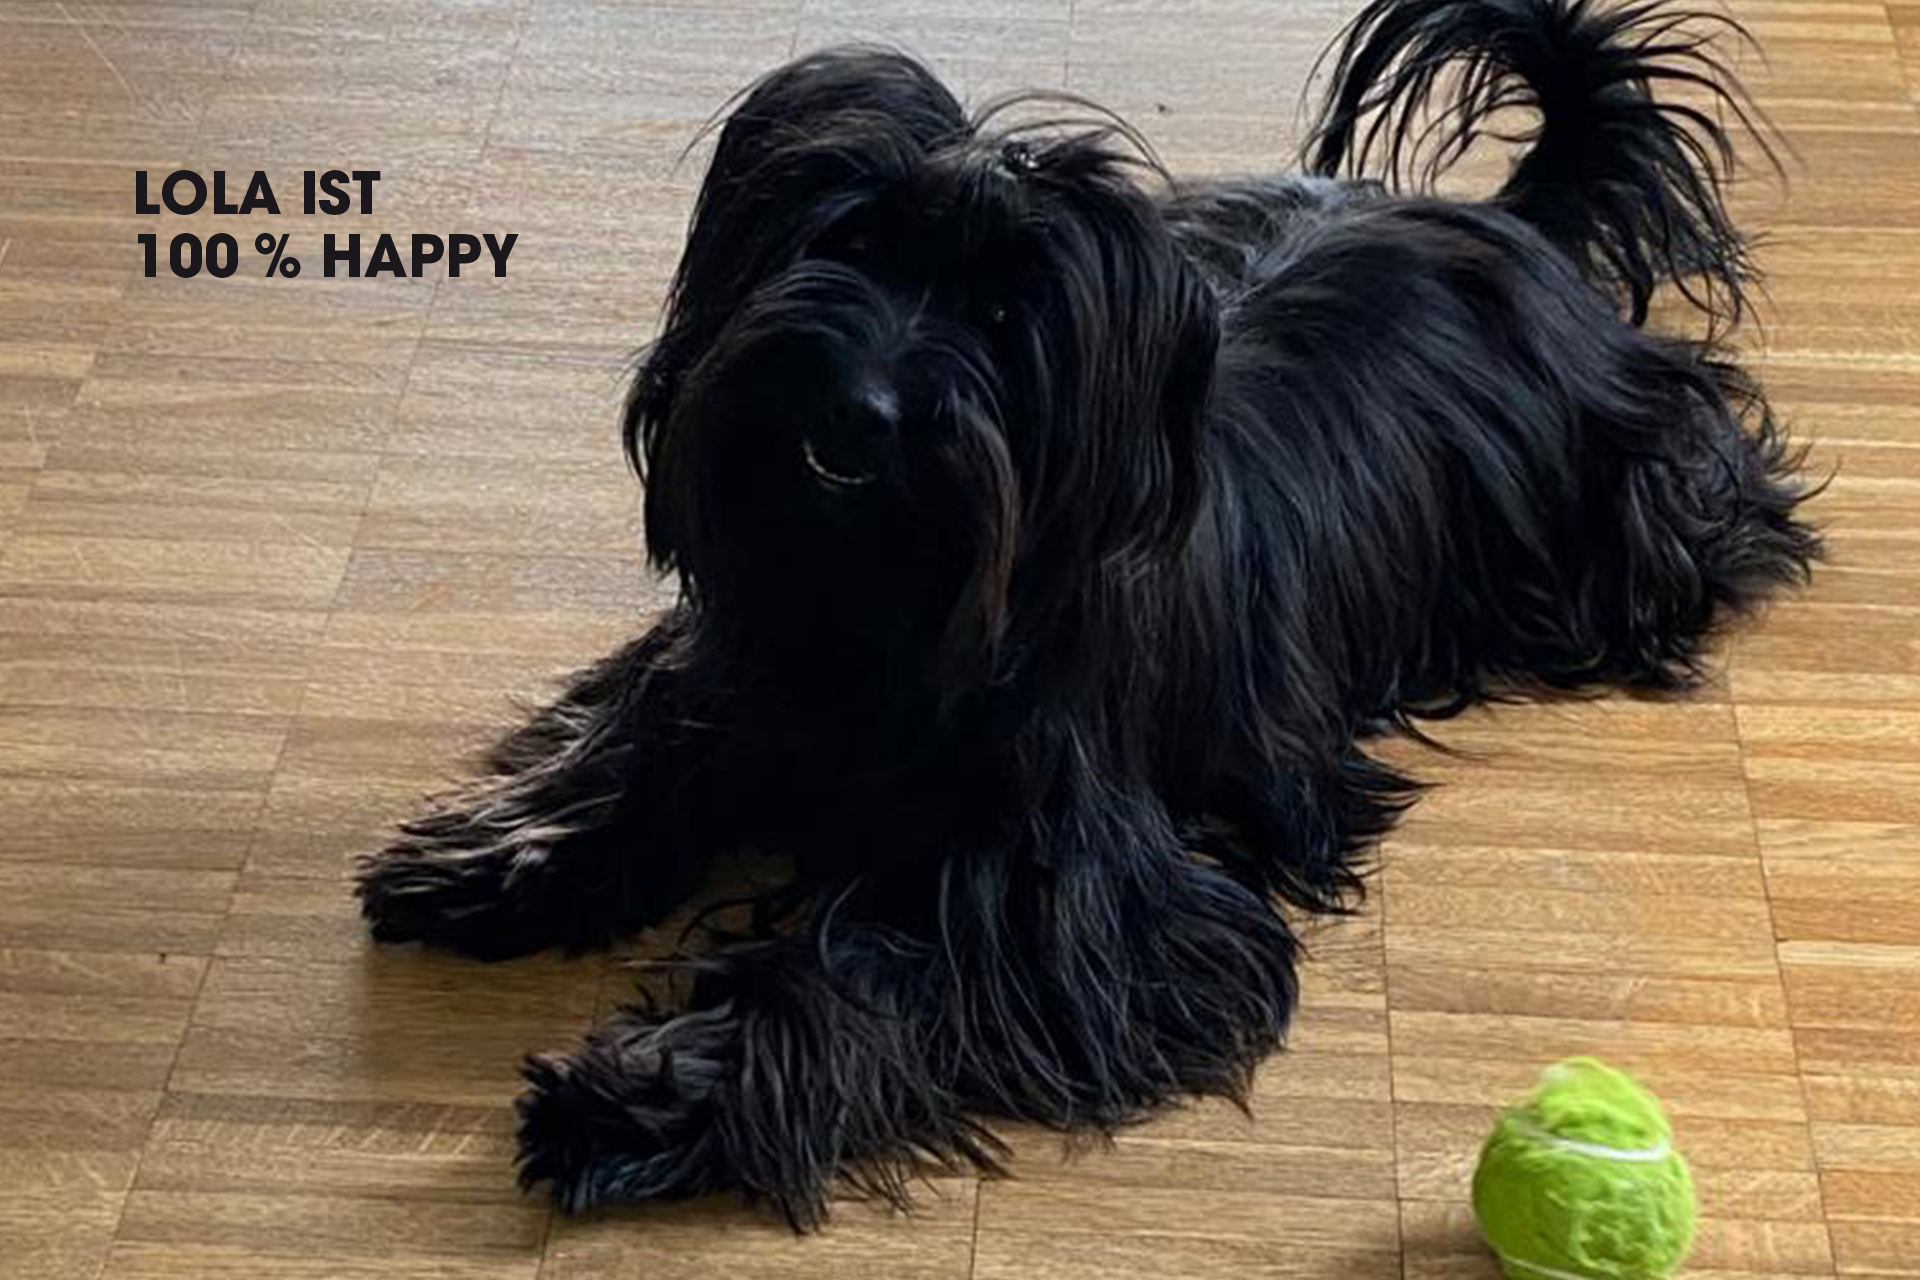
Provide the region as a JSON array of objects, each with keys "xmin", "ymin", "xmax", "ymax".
[
  {"xmin": 1141, "ymin": 257, "xmax": 1221, "ymax": 556},
  {"xmin": 1073, "ymin": 218, "xmax": 1221, "ymax": 565},
  {"xmin": 1003, "ymin": 140, "xmax": 1222, "ymax": 569},
  {"xmin": 627, "ymin": 50, "xmax": 968, "ymax": 569},
  {"xmin": 934, "ymin": 197, "xmax": 1218, "ymax": 702}
]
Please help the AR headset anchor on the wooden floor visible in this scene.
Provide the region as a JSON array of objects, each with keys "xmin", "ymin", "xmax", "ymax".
[{"xmin": 1, "ymin": 0, "xmax": 1917, "ymax": 1277}]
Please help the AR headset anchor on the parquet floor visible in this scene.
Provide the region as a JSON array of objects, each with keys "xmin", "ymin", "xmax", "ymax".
[{"xmin": 1, "ymin": 1, "xmax": 1916, "ymax": 1277}]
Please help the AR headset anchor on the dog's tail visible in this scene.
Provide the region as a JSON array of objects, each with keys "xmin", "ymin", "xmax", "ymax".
[{"xmin": 1304, "ymin": 0, "xmax": 1778, "ymax": 329}]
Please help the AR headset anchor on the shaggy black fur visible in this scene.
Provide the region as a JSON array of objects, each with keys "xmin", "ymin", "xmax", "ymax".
[{"xmin": 357, "ymin": 0, "xmax": 1819, "ymax": 1227}]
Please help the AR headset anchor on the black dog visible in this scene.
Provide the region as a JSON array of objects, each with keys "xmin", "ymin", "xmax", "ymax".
[{"xmin": 358, "ymin": 0, "xmax": 1818, "ymax": 1226}]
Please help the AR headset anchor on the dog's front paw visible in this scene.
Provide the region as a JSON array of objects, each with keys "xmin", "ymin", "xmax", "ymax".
[
  {"xmin": 355, "ymin": 827, "xmax": 559, "ymax": 960},
  {"xmin": 516, "ymin": 1009, "xmax": 734, "ymax": 1214}
]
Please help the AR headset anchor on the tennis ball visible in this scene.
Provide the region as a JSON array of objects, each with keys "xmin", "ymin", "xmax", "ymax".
[{"xmin": 1472, "ymin": 1057, "xmax": 1696, "ymax": 1280}]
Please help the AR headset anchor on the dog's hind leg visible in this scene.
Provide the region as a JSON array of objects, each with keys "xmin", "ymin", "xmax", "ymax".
[
  {"xmin": 356, "ymin": 611, "xmax": 721, "ymax": 960},
  {"xmin": 1576, "ymin": 350, "xmax": 1820, "ymax": 691},
  {"xmin": 1411, "ymin": 323, "xmax": 1820, "ymax": 700}
]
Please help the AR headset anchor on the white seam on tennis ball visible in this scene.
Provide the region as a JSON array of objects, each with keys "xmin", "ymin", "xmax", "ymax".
[
  {"xmin": 1507, "ymin": 1116, "xmax": 1672, "ymax": 1163},
  {"xmin": 1498, "ymin": 1253, "xmax": 1608, "ymax": 1280}
]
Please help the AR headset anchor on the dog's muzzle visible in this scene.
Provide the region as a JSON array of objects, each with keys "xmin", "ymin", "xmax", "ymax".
[{"xmin": 802, "ymin": 377, "xmax": 901, "ymax": 490}]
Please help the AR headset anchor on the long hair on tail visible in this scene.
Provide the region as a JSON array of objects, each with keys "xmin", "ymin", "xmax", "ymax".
[{"xmin": 1305, "ymin": 0, "xmax": 1782, "ymax": 330}]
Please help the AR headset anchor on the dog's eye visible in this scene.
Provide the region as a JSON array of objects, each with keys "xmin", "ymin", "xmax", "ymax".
[
  {"xmin": 970, "ymin": 296, "xmax": 1012, "ymax": 330},
  {"xmin": 821, "ymin": 229, "xmax": 873, "ymax": 263}
]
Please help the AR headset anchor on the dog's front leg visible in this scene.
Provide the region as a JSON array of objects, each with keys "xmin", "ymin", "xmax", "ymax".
[
  {"xmin": 515, "ymin": 929, "xmax": 1000, "ymax": 1227},
  {"xmin": 356, "ymin": 611, "xmax": 721, "ymax": 960},
  {"xmin": 515, "ymin": 775, "xmax": 1307, "ymax": 1223}
]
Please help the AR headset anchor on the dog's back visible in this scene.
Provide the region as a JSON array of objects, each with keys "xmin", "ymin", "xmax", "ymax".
[{"xmin": 1149, "ymin": 0, "xmax": 1814, "ymax": 843}]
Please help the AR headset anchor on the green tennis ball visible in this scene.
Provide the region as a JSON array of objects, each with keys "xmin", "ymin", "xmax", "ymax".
[{"xmin": 1472, "ymin": 1057, "xmax": 1697, "ymax": 1280}]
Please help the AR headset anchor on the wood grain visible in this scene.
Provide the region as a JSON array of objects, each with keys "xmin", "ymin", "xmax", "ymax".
[{"xmin": 0, "ymin": 0, "xmax": 1915, "ymax": 1276}]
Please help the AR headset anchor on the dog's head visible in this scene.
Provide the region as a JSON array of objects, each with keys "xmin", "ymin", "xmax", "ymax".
[{"xmin": 629, "ymin": 49, "xmax": 1218, "ymax": 699}]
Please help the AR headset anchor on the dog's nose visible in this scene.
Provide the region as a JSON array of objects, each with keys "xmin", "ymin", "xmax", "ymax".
[{"xmin": 802, "ymin": 378, "xmax": 901, "ymax": 490}]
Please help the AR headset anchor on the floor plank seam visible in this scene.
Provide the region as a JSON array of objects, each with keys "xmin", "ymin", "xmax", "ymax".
[
  {"xmin": 78, "ymin": 5, "xmax": 276, "ymax": 1272},
  {"xmin": 1730, "ymin": 679, "xmax": 1843, "ymax": 1278}
]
